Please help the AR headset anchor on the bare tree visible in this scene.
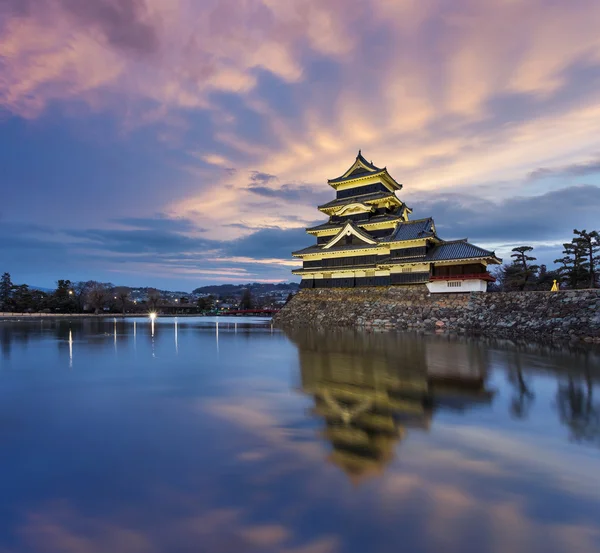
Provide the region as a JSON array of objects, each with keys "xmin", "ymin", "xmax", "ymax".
[
  {"xmin": 147, "ymin": 288, "xmax": 161, "ymax": 310},
  {"xmin": 73, "ymin": 281, "xmax": 93, "ymax": 312},
  {"xmin": 88, "ymin": 282, "xmax": 108, "ymax": 314},
  {"xmin": 114, "ymin": 287, "xmax": 130, "ymax": 314}
]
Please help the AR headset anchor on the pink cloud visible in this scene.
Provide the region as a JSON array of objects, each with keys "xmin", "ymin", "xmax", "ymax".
[{"xmin": 3, "ymin": 0, "xmax": 600, "ymax": 248}]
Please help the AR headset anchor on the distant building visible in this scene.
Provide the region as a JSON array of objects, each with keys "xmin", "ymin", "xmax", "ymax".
[{"xmin": 292, "ymin": 151, "xmax": 501, "ymax": 292}]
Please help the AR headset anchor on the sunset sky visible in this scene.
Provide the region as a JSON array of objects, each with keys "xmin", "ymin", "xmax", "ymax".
[{"xmin": 2, "ymin": 0, "xmax": 600, "ymax": 290}]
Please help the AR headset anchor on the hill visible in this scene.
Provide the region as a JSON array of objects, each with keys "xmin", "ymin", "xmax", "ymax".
[{"xmin": 192, "ymin": 282, "xmax": 299, "ymax": 296}]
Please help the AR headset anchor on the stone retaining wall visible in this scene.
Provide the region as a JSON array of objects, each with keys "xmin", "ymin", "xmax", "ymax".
[{"xmin": 274, "ymin": 287, "xmax": 600, "ymax": 343}]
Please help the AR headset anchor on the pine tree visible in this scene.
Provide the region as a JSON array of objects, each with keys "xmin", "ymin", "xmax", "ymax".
[
  {"xmin": 0, "ymin": 272, "xmax": 13, "ymax": 311},
  {"xmin": 510, "ymin": 246, "xmax": 540, "ymax": 291},
  {"xmin": 555, "ymin": 242, "xmax": 588, "ymax": 289},
  {"xmin": 572, "ymin": 229, "xmax": 600, "ymax": 288}
]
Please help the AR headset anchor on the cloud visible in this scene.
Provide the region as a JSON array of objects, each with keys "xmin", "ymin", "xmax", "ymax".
[
  {"xmin": 247, "ymin": 183, "xmax": 330, "ymax": 205},
  {"xmin": 110, "ymin": 215, "xmax": 203, "ymax": 233},
  {"xmin": 225, "ymin": 227, "xmax": 310, "ymax": 260},
  {"xmin": 4, "ymin": 0, "xmax": 600, "ymax": 286},
  {"xmin": 250, "ymin": 171, "xmax": 277, "ymax": 184},
  {"xmin": 0, "ymin": 216, "xmax": 300, "ymax": 287},
  {"xmin": 527, "ymin": 156, "xmax": 600, "ymax": 180},
  {"xmin": 60, "ymin": 0, "xmax": 160, "ymax": 55},
  {"xmin": 410, "ymin": 184, "xmax": 600, "ymax": 244}
]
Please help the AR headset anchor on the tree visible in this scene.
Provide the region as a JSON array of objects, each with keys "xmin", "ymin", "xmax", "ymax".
[
  {"xmin": 573, "ymin": 229, "xmax": 600, "ymax": 288},
  {"xmin": 114, "ymin": 287, "xmax": 130, "ymax": 314},
  {"xmin": 240, "ymin": 288, "xmax": 253, "ymax": 310},
  {"xmin": 0, "ymin": 272, "xmax": 12, "ymax": 311},
  {"xmin": 196, "ymin": 296, "xmax": 215, "ymax": 312},
  {"xmin": 73, "ymin": 281, "xmax": 94, "ymax": 312},
  {"xmin": 48, "ymin": 279, "xmax": 77, "ymax": 312},
  {"xmin": 11, "ymin": 284, "xmax": 34, "ymax": 312},
  {"xmin": 510, "ymin": 246, "xmax": 540, "ymax": 291},
  {"xmin": 88, "ymin": 282, "xmax": 108, "ymax": 314},
  {"xmin": 147, "ymin": 288, "xmax": 161, "ymax": 310},
  {"xmin": 555, "ymin": 241, "xmax": 588, "ymax": 289},
  {"xmin": 493, "ymin": 263, "xmax": 523, "ymax": 292}
]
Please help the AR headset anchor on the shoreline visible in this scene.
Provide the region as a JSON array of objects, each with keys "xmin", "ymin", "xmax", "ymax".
[{"xmin": 0, "ymin": 313, "xmax": 271, "ymax": 321}]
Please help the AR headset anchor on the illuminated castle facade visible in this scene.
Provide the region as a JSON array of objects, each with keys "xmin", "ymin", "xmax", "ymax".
[{"xmin": 292, "ymin": 152, "xmax": 501, "ymax": 292}]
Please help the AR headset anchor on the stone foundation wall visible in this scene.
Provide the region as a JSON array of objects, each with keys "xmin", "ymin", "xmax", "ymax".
[{"xmin": 274, "ymin": 287, "xmax": 600, "ymax": 343}]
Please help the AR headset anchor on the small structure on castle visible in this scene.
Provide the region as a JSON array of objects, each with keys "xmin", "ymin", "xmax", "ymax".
[{"xmin": 292, "ymin": 151, "xmax": 501, "ymax": 292}]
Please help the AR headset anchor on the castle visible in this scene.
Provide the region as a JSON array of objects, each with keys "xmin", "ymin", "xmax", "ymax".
[{"xmin": 292, "ymin": 152, "xmax": 501, "ymax": 293}]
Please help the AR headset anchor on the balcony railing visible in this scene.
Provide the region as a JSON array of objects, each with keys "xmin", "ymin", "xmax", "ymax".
[{"xmin": 430, "ymin": 273, "xmax": 496, "ymax": 282}]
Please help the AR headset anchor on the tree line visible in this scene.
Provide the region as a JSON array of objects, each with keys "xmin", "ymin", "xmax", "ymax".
[
  {"xmin": 0, "ymin": 276, "xmax": 294, "ymax": 314},
  {"xmin": 0, "ymin": 277, "xmax": 168, "ymax": 314},
  {"xmin": 492, "ymin": 229, "xmax": 599, "ymax": 291}
]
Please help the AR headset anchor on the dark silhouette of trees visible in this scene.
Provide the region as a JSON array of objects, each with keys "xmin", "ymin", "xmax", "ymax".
[
  {"xmin": 196, "ymin": 296, "xmax": 215, "ymax": 312},
  {"xmin": 556, "ymin": 241, "xmax": 590, "ymax": 289},
  {"xmin": 573, "ymin": 229, "xmax": 600, "ymax": 288},
  {"xmin": 240, "ymin": 288, "xmax": 253, "ymax": 310},
  {"xmin": 88, "ymin": 282, "xmax": 109, "ymax": 314},
  {"xmin": 114, "ymin": 287, "xmax": 130, "ymax": 314},
  {"xmin": 510, "ymin": 246, "xmax": 540, "ymax": 291},
  {"xmin": 73, "ymin": 281, "xmax": 94, "ymax": 312},
  {"xmin": 0, "ymin": 272, "xmax": 12, "ymax": 310},
  {"xmin": 147, "ymin": 288, "xmax": 161, "ymax": 310}
]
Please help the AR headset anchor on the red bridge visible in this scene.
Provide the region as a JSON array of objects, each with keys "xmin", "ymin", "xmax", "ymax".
[{"xmin": 219, "ymin": 308, "xmax": 279, "ymax": 316}]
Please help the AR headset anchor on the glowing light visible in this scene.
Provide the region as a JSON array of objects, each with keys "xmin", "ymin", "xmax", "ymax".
[
  {"xmin": 149, "ymin": 312, "xmax": 157, "ymax": 320},
  {"xmin": 68, "ymin": 329, "xmax": 73, "ymax": 368}
]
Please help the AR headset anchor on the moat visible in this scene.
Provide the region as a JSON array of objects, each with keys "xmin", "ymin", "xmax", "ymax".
[{"xmin": 1, "ymin": 317, "xmax": 599, "ymax": 553}]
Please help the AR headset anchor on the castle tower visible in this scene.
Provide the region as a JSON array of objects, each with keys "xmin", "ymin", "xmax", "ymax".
[{"xmin": 292, "ymin": 151, "xmax": 501, "ymax": 292}]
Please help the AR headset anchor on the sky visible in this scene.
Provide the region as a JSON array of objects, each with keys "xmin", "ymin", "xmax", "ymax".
[{"xmin": 1, "ymin": 0, "xmax": 600, "ymax": 291}]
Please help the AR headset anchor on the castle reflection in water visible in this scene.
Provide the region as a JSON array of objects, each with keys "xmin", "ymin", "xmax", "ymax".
[
  {"xmin": 286, "ymin": 329, "xmax": 496, "ymax": 480},
  {"xmin": 2, "ymin": 317, "xmax": 598, "ymax": 479}
]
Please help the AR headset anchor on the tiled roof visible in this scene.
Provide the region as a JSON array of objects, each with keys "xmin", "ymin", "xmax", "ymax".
[
  {"xmin": 328, "ymin": 168, "xmax": 387, "ymax": 185},
  {"xmin": 425, "ymin": 240, "xmax": 498, "ymax": 261},
  {"xmin": 327, "ymin": 151, "xmax": 384, "ymax": 184},
  {"xmin": 382, "ymin": 218, "xmax": 436, "ymax": 242},
  {"xmin": 377, "ymin": 256, "xmax": 427, "ymax": 265},
  {"xmin": 306, "ymin": 212, "xmax": 404, "ymax": 232},
  {"xmin": 292, "ymin": 242, "xmax": 381, "ymax": 256},
  {"xmin": 318, "ymin": 191, "xmax": 397, "ymax": 210}
]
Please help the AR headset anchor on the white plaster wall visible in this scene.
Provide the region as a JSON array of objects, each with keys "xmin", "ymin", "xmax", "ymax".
[{"xmin": 426, "ymin": 279, "xmax": 488, "ymax": 293}]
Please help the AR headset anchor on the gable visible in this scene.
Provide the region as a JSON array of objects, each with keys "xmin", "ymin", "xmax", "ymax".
[
  {"xmin": 323, "ymin": 222, "xmax": 377, "ymax": 249},
  {"xmin": 341, "ymin": 158, "xmax": 378, "ymax": 180}
]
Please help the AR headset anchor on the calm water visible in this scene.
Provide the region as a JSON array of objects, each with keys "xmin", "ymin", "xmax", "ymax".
[{"xmin": 1, "ymin": 317, "xmax": 599, "ymax": 553}]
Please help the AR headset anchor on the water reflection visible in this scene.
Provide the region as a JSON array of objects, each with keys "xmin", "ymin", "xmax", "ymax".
[
  {"xmin": 557, "ymin": 369, "xmax": 599, "ymax": 445},
  {"xmin": 1, "ymin": 319, "xmax": 600, "ymax": 553},
  {"xmin": 289, "ymin": 329, "xmax": 494, "ymax": 480}
]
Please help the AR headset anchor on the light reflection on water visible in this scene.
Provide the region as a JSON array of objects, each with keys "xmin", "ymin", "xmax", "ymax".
[{"xmin": 0, "ymin": 317, "xmax": 599, "ymax": 553}]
